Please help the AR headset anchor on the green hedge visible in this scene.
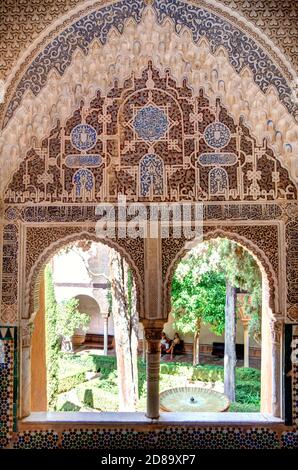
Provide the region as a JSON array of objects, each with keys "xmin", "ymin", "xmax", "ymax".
[
  {"xmin": 160, "ymin": 362, "xmax": 224, "ymax": 382},
  {"xmin": 58, "ymin": 401, "xmax": 81, "ymax": 412},
  {"xmin": 56, "ymin": 355, "xmax": 261, "ymax": 411},
  {"xmin": 229, "ymin": 402, "xmax": 260, "ymax": 412},
  {"xmin": 58, "ymin": 371, "xmax": 87, "ymax": 394}
]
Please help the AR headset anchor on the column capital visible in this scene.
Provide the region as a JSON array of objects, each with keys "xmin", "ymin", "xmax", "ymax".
[
  {"xmin": 21, "ymin": 321, "xmax": 34, "ymax": 348},
  {"xmin": 142, "ymin": 319, "xmax": 164, "ymax": 342},
  {"xmin": 269, "ymin": 315, "xmax": 284, "ymax": 345}
]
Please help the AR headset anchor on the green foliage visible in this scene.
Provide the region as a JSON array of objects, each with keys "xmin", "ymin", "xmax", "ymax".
[
  {"xmin": 58, "ymin": 371, "xmax": 87, "ymax": 394},
  {"xmin": 58, "ymin": 401, "xmax": 81, "ymax": 412},
  {"xmin": 83, "ymin": 389, "xmax": 94, "ymax": 408},
  {"xmin": 160, "ymin": 362, "xmax": 224, "ymax": 382},
  {"xmin": 236, "ymin": 367, "xmax": 261, "ymax": 382},
  {"xmin": 229, "ymin": 402, "xmax": 260, "ymax": 412},
  {"xmin": 56, "ymin": 355, "xmax": 261, "ymax": 413},
  {"xmin": 172, "ymin": 270, "xmax": 226, "ymax": 336},
  {"xmin": 45, "ymin": 265, "xmax": 60, "ymax": 410},
  {"xmin": 171, "ymin": 239, "xmax": 262, "ymax": 340},
  {"xmin": 76, "ymin": 386, "xmax": 119, "ymax": 411},
  {"xmin": 56, "ymin": 297, "xmax": 90, "ymax": 339}
]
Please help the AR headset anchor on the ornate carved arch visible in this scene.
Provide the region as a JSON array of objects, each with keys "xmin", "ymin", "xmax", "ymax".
[
  {"xmin": 1, "ymin": 1, "xmax": 298, "ymax": 197},
  {"xmin": 163, "ymin": 227, "xmax": 279, "ymax": 319},
  {"xmin": 25, "ymin": 230, "xmax": 145, "ymax": 322}
]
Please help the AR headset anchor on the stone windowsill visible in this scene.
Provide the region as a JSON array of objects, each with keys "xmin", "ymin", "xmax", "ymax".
[{"xmin": 20, "ymin": 412, "xmax": 284, "ymax": 426}]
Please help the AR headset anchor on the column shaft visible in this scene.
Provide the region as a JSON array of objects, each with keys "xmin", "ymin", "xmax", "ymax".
[
  {"xmin": 243, "ymin": 323, "xmax": 249, "ymax": 368},
  {"xmin": 144, "ymin": 325, "xmax": 163, "ymax": 419},
  {"xmin": 103, "ymin": 316, "xmax": 109, "ymax": 356}
]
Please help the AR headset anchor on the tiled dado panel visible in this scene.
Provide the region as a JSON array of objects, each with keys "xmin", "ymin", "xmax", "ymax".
[
  {"xmin": 11, "ymin": 427, "xmax": 298, "ymax": 449},
  {"xmin": 0, "ymin": 325, "xmax": 297, "ymax": 449},
  {"xmin": 0, "ymin": 327, "xmax": 17, "ymax": 448},
  {"xmin": 292, "ymin": 326, "xmax": 298, "ymax": 430}
]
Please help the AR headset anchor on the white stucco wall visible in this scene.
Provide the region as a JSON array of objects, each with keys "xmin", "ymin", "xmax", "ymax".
[{"xmin": 163, "ymin": 310, "xmax": 259, "ymax": 347}]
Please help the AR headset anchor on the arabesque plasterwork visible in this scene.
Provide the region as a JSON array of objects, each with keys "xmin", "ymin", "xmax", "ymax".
[{"xmin": 0, "ymin": 2, "xmax": 298, "ymax": 201}]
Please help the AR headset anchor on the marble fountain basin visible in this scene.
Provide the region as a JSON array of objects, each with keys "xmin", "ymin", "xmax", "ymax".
[{"xmin": 160, "ymin": 387, "xmax": 230, "ymax": 412}]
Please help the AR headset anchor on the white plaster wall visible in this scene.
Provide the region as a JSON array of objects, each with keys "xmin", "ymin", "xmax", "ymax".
[
  {"xmin": 163, "ymin": 311, "xmax": 259, "ymax": 347},
  {"xmin": 52, "ymin": 244, "xmax": 114, "ymax": 335},
  {"xmin": 52, "ymin": 251, "xmax": 90, "ymax": 284}
]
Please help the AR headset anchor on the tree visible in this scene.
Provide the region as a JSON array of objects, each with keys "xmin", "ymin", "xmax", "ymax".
[
  {"xmin": 224, "ymin": 281, "xmax": 237, "ymax": 401},
  {"xmin": 56, "ymin": 297, "xmax": 90, "ymax": 352},
  {"xmin": 44, "ymin": 265, "xmax": 60, "ymax": 410},
  {"xmin": 109, "ymin": 249, "xmax": 139, "ymax": 411},
  {"xmin": 172, "ymin": 270, "xmax": 226, "ymax": 365},
  {"xmin": 171, "ymin": 238, "xmax": 262, "ymax": 400}
]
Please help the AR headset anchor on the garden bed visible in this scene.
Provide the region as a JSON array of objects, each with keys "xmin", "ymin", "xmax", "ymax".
[{"xmin": 55, "ymin": 354, "xmax": 260, "ymax": 413}]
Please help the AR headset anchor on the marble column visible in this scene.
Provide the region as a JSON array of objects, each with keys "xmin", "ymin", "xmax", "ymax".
[
  {"xmin": 143, "ymin": 322, "xmax": 164, "ymax": 419},
  {"xmin": 270, "ymin": 317, "xmax": 283, "ymax": 418},
  {"xmin": 143, "ymin": 337, "xmax": 147, "ymax": 363},
  {"xmin": 20, "ymin": 322, "xmax": 34, "ymax": 418},
  {"xmin": 103, "ymin": 315, "xmax": 109, "ymax": 356},
  {"xmin": 31, "ymin": 277, "xmax": 47, "ymax": 411},
  {"xmin": 243, "ymin": 321, "xmax": 250, "ymax": 368}
]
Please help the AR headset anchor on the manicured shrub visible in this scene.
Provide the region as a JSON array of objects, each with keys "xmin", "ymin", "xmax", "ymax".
[
  {"xmin": 57, "ymin": 354, "xmax": 261, "ymax": 412},
  {"xmin": 58, "ymin": 401, "xmax": 81, "ymax": 412},
  {"xmin": 83, "ymin": 389, "xmax": 94, "ymax": 408},
  {"xmin": 58, "ymin": 371, "xmax": 87, "ymax": 393}
]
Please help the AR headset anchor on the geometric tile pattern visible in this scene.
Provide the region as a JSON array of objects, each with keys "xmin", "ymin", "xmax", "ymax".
[
  {"xmin": 292, "ymin": 327, "xmax": 298, "ymax": 428},
  {"xmin": 60, "ymin": 427, "xmax": 281, "ymax": 449},
  {"xmin": 0, "ymin": 327, "xmax": 17, "ymax": 449},
  {"xmin": 281, "ymin": 430, "xmax": 298, "ymax": 449},
  {"xmin": 14, "ymin": 431, "xmax": 59, "ymax": 449},
  {"xmin": 11, "ymin": 427, "xmax": 295, "ymax": 449}
]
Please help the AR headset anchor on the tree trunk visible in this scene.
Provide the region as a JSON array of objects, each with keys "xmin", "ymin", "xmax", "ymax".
[
  {"xmin": 109, "ymin": 250, "xmax": 139, "ymax": 411},
  {"xmin": 193, "ymin": 318, "xmax": 201, "ymax": 366},
  {"xmin": 224, "ymin": 282, "xmax": 237, "ymax": 402}
]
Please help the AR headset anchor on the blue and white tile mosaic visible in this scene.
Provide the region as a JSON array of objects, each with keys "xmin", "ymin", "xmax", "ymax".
[
  {"xmin": 133, "ymin": 106, "xmax": 168, "ymax": 142},
  {"xmin": 71, "ymin": 124, "xmax": 97, "ymax": 151},
  {"xmin": 73, "ymin": 169, "xmax": 94, "ymax": 196},
  {"xmin": 198, "ymin": 153, "xmax": 237, "ymax": 166},
  {"xmin": 139, "ymin": 153, "xmax": 164, "ymax": 196},
  {"xmin": 204, "ymin": 122, "xmax": 231, "ymax": 149}
]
